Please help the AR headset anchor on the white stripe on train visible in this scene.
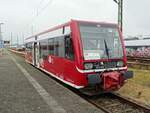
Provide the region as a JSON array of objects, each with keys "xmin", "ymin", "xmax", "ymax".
[{"xmin": 76, "ymin": 66, "xmax": 127, "ymax": 73}]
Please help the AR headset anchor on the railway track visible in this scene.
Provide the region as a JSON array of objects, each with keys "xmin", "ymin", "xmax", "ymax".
[
  {"xmin": 127, "ymin": 62, "xmax": 150, "ymax": 70},
  {"xmin": 127, "ymin": 56, "xmax": 150, "ymax": 63},
  {"xmin": 80, "ymin": 93, "xmax": 150, "ymax": 113},
  {"xmin": 127, "ymin": 56, "xmax": 150, "ymax": 69}
]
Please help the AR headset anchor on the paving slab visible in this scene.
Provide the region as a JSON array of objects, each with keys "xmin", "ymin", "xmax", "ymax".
[
  {"xmin": 0, "ymin": 50, "xmax": 52, "ymax": 113},
  {"xmin": 0, "ymin": 49, "xmax": 104, "ymax": 113}
]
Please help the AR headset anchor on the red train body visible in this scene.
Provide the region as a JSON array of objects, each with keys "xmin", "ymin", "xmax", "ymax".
[{"xmin": 25, "ymin": 20, "xmax": 133, "ymax": 95}]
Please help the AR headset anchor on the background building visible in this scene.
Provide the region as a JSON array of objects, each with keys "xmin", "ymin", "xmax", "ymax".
[{"xmin": 125, "ymin": 35, "xmax": 150, "ymax": 57}]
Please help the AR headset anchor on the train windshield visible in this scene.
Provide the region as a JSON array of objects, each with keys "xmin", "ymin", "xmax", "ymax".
[{"xmin": 79, "ymin": 23, "xmax": 124, "ymax": 60}]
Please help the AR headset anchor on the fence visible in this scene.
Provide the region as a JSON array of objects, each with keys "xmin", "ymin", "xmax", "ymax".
[{"xmin": 126, "ymin": 47, "xmax": 150, "ymax": 58}]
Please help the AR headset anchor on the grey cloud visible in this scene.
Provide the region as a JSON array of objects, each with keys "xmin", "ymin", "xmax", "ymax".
[{"xmin": 0, "ymin": 0, "xmax": 150, "ymax": 43}]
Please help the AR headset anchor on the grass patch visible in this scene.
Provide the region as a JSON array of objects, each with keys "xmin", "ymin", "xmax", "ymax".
[
  {"xmin": 128, "ymin": 68, "xmax": 150, "ymax": 87},
  {"xmin": 117, "ymin": 68, "xmax": 150, "ymax": 106}
]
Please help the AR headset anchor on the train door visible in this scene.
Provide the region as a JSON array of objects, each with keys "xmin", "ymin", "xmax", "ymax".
[
  {"xmin": 32, "ymin": 42, "xmax": 36, "ymax": 66},
  {"xmin": 63, "ymin": 35, "xmax": 76, "ymax": 82},
  {"xmin": 35, "ymin": 42, "xmax": 40, "ymax": 67},
  {"xmin": 32, "ymin": 42, "xmax": 39, "ymax": 67}
]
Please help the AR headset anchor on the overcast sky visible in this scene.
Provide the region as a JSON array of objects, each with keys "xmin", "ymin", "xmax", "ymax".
[{"xmin": 0, "ymin": 0, "xmax": 150, "ymax": 44}]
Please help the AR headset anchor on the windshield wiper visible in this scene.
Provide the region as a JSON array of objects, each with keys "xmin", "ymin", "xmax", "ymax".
[{"xmin": 104, "ymin": 39, "xmax": 109, "ymax": 59}]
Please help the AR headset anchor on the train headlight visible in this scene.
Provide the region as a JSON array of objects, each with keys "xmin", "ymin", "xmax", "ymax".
[
  {"xmin": 117, "ymin": 61, "xmax": 124, "ymax": 67},
  {"xmin": 84, "ymin": 63, "xmax": 93, "ymax": 70}
]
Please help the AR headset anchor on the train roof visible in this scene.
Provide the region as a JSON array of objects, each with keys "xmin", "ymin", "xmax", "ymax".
[{"xmin": 25, "ymin": 19, "xmax": 118, "ymax": 41}]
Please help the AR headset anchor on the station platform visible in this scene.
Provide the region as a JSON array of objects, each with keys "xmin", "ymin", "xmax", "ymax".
[{"xmin": 0, "ymin": 49, "xmax": 104, "ymax": 113}]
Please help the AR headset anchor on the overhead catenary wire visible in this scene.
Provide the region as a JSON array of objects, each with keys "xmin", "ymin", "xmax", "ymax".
[
  {"xmin": 37, "ymin": 0, "xmax": 53, "ymax": 16},
  {"xmin": 36, "ymin": 0, "xmax": 47, "ymax": 16},
  {"xmin": 37, "ymin": 0, "xmax": 46, "ymax": 9},
  {"xmin": 26, "ymin": 0, "xmax": 53, "ymax": 36},
  {"xmin": 14, "ymin": 0, "xmax": 53, "ymax": 45},
  {"xmin": 30, "ymin": 0, "xmax": 53, "ymax": 24}
]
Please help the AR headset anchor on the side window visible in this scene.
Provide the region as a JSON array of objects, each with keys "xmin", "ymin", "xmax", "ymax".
[
  {"xmin": 40, "ymin": 40, "xmax": 48, "ymax": 59},
  {"xmin": 48, "ymin": 38, "xmax": 54, "ymax": 55},
  {"xmin": 54, "ymin": 37, "xmax": 65, "ymax": 57},
  {"xmin": 54, "ymin": 38, "xmax": 59, "ymax": 56},
  {"xmin": 26, "ymin": 43, "xmax": 32, "ymax": 52},
  {"xmin": 58, "ymin": 37, "xmax": 65, "ymax": 57},
  {"xmin": 65, "ymin": 35, "xmax": 74, "ymax": 60}
]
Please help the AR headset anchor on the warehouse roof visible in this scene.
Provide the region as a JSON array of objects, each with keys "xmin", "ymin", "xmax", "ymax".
[{"xmin": 125, "ymin": 39, "xmax": 150, "ymax": 47}]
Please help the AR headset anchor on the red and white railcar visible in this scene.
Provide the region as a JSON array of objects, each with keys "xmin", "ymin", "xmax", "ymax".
[{"xmin": 25, "ymin": 20, "xmax": 133, "ymax": 95}]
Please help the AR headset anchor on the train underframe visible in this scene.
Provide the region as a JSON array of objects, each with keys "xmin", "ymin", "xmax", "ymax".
[{"xmin": 79, "ymin": 70, "xmax": 133, "ymax": 95}]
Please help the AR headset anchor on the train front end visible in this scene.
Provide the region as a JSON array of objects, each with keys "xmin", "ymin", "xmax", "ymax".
[{"xmin": 75, "ymin": 21, "xmax": 133, "ymax": 94}]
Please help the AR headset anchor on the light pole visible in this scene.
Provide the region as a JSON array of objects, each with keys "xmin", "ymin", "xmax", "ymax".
[
  {"xmin": 113, "ymin": 0, "xmax": 123, "ymax": 32},
  {"xmin": 0, "ymin": 23, "xmax": 4, "ymax": 41}
]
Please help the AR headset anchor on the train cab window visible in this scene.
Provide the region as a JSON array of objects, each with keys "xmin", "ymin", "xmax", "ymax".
[
  {"xmin": 65, "ymin": 35, "xmax": 74, "ymax": 60},
  {"xmin": 48, "ymin": 38, "xmax": 54, "ymax": 55}
]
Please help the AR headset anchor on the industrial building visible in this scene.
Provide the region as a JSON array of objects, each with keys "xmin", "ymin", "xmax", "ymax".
[{"xmin": 125, "ymin": 36, "xmax": 150, "ymax": 57}]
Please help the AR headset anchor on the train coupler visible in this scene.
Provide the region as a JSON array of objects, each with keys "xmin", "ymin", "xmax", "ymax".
[{"xmin": 102, "ymin": 71, "xmax": 124, "ymax": 91}]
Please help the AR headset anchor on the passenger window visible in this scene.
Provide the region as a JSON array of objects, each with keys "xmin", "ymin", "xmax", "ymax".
[
  {"xmin": 40, "ymin": 41, "xmax": 48, "ymax": 59},
  {"xmin": 65, "ymin": 35, "xmax": 74, "ymax": 60},
  {"xmin": 58, "ymin": 37, "xmax": 65, "ymax": 57},
  {"xmin": 48, "ymin": 38, "xmax": 54, "ymax": 55},
  {"xmin": 54, "ymin": 38, "xmax": 59, "ymax": 56},
  {"xmin": 54, "ymin": 37, "xmax": 65, "ymax": 57},
  {"xmin": 26, "ymin": 43, "xmax": 32, "ymax": 52}
]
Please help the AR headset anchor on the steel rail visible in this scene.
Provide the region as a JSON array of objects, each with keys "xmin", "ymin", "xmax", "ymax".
[
  {"xmin": 112, "ymin": 93, "xmax": 150, "ymax": 113},
  {"xmin": 80, "ymin": 93, "xmax": 150, "ymax": 113}
]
